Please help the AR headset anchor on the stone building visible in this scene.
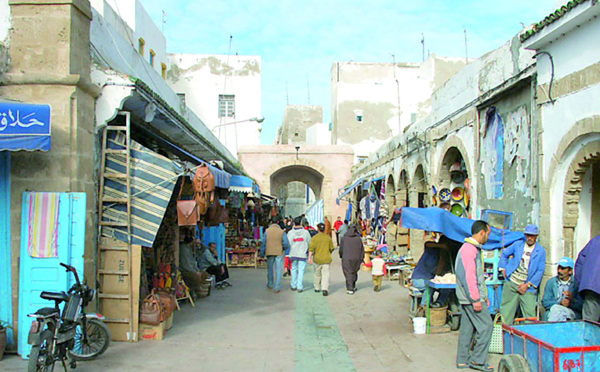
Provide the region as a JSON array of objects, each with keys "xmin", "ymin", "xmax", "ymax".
[
  {"xmin": 167, "ymin": 54, "xmax": 262, "ymax": 157},
  {"xmin": 0, "ymin": 0, "xmax": 245, "ymax": 350},
  {"xmin": 279, "ymin": 104, "xmax": 323, "ymax": 144},
  {"xmin": 331, "ymin": 55, "xmax": 468, "ymax": 162},
  {"xmin": 347, "ymin": 0, "xmax": 600, "ymax": 271}
]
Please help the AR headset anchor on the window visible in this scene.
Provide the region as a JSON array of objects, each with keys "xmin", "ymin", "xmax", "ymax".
[
  {"xmin": 411, "ymin": 113, "xmax": 417, "ymax": 124},
  {"xmin": 218, "ymin": 95, "xmax": 235, "ymax": 118},
  {"xmin": 161, "ymin": 63, "xmax": 167, "ymax": 79},
  {"xmin": 357, "ymin": 156, "xmax": 368, "ymax": 164},
  {"xmin": 354, "ymin": 109, "xmax": 364, "ymax": 123},
  {"xmin": 149, "ymin": 49, "xmax": 156, "ymax": 67},
  {"xmin": 138, "ymin": 38, "xmax": 145, "ymax": 56}
]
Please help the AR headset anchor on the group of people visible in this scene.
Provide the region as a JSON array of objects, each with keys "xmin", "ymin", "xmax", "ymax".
[
  {"xmin": 259, "ymin": 216, "xmax": 387, "ymax": 295},
  {"xmin": 454, "ymin": 221, "xmax": 600, "ymax": 371}
]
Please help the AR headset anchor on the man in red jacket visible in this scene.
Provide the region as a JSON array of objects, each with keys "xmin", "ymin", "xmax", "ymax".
[{"xmin": 333, "ymin": 216, "xmax": 343, "ymax": 246}]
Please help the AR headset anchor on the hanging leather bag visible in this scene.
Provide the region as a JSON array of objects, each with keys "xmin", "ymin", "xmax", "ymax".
[
  {"xmin": 140, "ymin": 294, "xmax": 164, "ymax": 325},
  {"xmin": 177, "ymin": 176, "xmax": 199, "ymax": 226},
  {"xmin": 193, "ymin": 163, "xmax": 216, "ymax": 215}
]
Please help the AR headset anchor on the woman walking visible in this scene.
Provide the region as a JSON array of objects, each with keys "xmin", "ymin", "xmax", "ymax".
[{"xmin": 339, "ymin": 224, "xmax": 365, "ymax": 294}]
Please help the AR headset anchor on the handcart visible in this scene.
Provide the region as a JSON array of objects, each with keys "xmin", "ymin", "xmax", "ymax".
[{"xmin": 500, "ymin": 320, "xmax": 600, "ymax": 372}]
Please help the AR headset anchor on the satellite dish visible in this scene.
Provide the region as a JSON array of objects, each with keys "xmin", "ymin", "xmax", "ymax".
[{"xmin": 144, "ymin": 102, "xmax": 156, "ymax": 122}]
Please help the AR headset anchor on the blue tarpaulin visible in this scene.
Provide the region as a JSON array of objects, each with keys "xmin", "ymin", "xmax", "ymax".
[
  {"xmin": 401, "ymin": 207, "xmax": 525, "ymax": 250},
  {"xmin": 0, "ymin": 101, "xmax": 51, "ymax": 151}
]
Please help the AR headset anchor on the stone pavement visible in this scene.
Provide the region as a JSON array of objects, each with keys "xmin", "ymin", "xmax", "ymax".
[{"xmin": 1, "ymin": 254, "xmax": 501, "ymax": 371}]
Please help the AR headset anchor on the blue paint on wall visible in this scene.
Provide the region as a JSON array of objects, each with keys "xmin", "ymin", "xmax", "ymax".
[{"xmin": 0, "ymin": 151, "xmax": 14, "ymax": 348}]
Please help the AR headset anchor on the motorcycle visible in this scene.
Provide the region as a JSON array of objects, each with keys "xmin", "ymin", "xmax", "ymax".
[{"xmin": 27, "ymin": 262, "xmax": 111, "ymax": 371}]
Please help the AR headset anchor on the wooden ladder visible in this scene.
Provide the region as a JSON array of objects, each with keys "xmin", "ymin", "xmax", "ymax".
[{"xmin": 97, "ymin": 111, "xmax": 135, "ymax": 341}]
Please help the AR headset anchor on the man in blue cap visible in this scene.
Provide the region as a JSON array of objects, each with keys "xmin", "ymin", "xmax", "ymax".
[
  {"xmin": 541, "ymin": 257, "xmax": 582, "ymax": 321},
  {"xmin": 499, "ymin": 224, "xmax": 547, "ymax": 324}
]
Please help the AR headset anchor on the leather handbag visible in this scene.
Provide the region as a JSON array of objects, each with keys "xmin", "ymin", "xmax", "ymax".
[
  {"xmin": 153, "ymin": 289, "xmax": 176, "ymax": 318},
  {"xmin": 177, "ymin": 176, "xmax": 199, "ymax": 226},
  {"xmin": 140, "ymin": 294, "xmax": 164, "ymax": 326}
]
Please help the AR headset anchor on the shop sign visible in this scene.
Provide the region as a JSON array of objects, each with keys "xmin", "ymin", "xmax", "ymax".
[{"xmin": 0, "ymin": 101, "xmax": 52, "ymax": 151}]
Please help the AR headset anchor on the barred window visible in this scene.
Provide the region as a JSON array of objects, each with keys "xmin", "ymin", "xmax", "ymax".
[{"xmin": 218, "ymin": 95, "xmax": 235, "ymax": 118}]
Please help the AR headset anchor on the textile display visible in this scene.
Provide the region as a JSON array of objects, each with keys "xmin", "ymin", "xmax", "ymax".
[{"xmin": 27, "ymin": 192, "xmax": 60, "ymax": 258}]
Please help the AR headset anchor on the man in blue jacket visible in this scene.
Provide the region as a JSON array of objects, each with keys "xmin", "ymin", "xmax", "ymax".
[
  {"xmin": 499, "ymin": 224, "xmax": 547, "ymax": 324},
  {"xmin": 575, "ymin": 235, "xmax": 600, "ymax": 322},
  {"xmin": 542, "ymin": 257, "xmax": 582, "ymax": 321}
]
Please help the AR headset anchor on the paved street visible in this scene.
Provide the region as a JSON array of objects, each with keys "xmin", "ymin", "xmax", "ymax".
[{"xmin": 2, "ymin": 254, "xmax": 501, "ymax": 372}]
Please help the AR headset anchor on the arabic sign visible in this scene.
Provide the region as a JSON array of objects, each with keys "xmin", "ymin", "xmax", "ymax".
[{"xmin": 0, "ymin": 101, "xmax": 51, "ymax": 151}]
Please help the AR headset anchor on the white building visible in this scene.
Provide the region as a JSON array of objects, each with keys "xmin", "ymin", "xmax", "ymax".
[
  {"xmin": 331, "ymin": 55, "xmax": 468, "ymax": 162},
  {"xmin": 167, "ymin": 54, "xmax": 262, "ymax": 158}
]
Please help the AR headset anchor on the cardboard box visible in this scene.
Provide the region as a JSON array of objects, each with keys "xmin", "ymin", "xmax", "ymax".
[
  {"xmin": 139, "ymin": 322, "xmax": 165, "ymax": 341},
  {"xmin": 396, "ymin": 234, "xmax": 409, "ymax": 246},
  {"xmin": 165, "ymin": 313, "xmax": 174, "ymax": 331}
]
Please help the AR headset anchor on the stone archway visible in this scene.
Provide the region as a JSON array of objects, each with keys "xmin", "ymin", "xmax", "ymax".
[
  {"xmin": 385, "ymin": 174, "xmax": 395, "ymax": 216},
  {"xmin": 561, "ymin": 141, "xmax": 600, "ymax": 258},
  {"xmin": 546, "ymin": 116, "xmax": 600, "ymax": 260},
  {"xmin": 270, "ymin": 164, "xmax": 324, "ymax": 199}
]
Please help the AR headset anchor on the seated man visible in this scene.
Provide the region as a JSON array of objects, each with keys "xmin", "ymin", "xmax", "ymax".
[
  {"xmin": 179, "ymin": 234, "xmax": 206, "ymax": 297},
  {"xmin": 197, "ymin": 241, "xmax": 231, "ymax": 289},
  {"xmin": 542, "ymin": 257, "xmax": 582, "ymax": 321},
  {"xmin": 411, "ymin": 233, "xmax": 459, "ymax": 306}
]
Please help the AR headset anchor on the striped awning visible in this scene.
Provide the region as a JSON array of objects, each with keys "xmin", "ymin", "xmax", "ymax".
[
  {"xmin": 101, "ymin": 133, "xmax": 182, "ymax": 247},
  {"xmin": 306, "ymin": 199, "xmax": 324, "ymax": 228}
]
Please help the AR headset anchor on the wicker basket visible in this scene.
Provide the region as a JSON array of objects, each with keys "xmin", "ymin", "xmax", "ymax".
[{"xmin": 429, "ymin": 306, "xmax": 448, "ymax": 326}]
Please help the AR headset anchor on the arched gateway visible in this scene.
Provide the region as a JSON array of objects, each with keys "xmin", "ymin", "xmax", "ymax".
[{"xmin": 238, "ymin": 144, "xmax": 354, "ymax": 221}]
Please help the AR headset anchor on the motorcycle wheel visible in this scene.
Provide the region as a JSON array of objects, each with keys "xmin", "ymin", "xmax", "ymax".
[
  {"xmin": 68, "ymin": 318, "xmax": 111, "ymax": 361},
  {"xmin": 28, "ymin": 331, "xmax": 55, "ymax": 372}
]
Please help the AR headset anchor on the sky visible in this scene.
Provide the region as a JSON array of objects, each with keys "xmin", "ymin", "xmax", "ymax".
[{"xmin": 139, "ymin": 0, "xmax": 556, "ymax": 145}]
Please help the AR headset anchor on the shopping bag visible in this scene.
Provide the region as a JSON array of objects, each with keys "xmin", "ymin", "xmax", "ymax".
[{"xmin": 488, "ymin": 313, "xmax": 505, "ymax": 354}]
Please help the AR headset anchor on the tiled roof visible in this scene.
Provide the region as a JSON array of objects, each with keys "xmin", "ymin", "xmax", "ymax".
[{"xmin": 520, "ymin": 0, "xmax": 590, "ymax": 43}]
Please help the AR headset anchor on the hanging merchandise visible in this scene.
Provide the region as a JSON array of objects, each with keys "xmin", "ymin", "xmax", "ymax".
[
  {"xmin": 451, "ymin": 203, "xmax": 464, "ymax": 217},
  {"xmin": 439, "ymin": 188, "xmax": 452, "ymax": 203},
  {"xmin": 451, "ymin": 187, "xmax": 465, "ymax": 202},
  {"xmin": 360, "ymin": 195, "xmax": 368, "ymax": 220},
  {"xmin": 177, "ymin": 176, "xmax": 199, "ymax": 226},
  {"xmin": 193, "ymin": 163, "xmax": 216, "ymax": 215},
  {"xmin": 450, "ymin": 162, "xmax": 466, "ymax": 184}
]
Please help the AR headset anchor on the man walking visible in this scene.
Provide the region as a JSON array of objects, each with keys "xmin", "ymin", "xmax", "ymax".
[
  {"xmin": 455, "ymin": 220, "xmax": 493, "ymax": 371},
  {"xmin": 338, "ymin": 219, "xmax": 349, "ymax": 239},
  {"xmin": 324, "ymin": 216, "xmax": 333, "ymax": 238},
  {"xmin": 334, "ymin": 216, "xmax": 343, "ymax": 246},
  {"xmin": 309, "ymin": 222, "xmax": 335, "ymax": 296},
  {"xmin": 499, "ymin": 224, "xmax": 546, "ymax": 324},
  {"xmin": 339, "ymin": 224, "xmax": 365, "ymax": 294},
  {"xmin": 287, "ymin": 217, "xmax": 312, "ymax": 293},
  {"xmin": 575, "ymin": 235, "xmax": 600, "ymax": 322},
  {"xmin": 260, "ymin": 217, "xmax": 291, "ymax": 293}
]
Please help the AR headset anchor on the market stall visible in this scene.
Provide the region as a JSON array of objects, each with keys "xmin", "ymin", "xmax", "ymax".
[{"xmin": 401, "ymin": 207, "xmax": 525, "ymax": 332}]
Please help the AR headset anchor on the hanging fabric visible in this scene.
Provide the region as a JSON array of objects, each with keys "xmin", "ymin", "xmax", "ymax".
[{"xmin": 27, "ymin": 192, "xmax": 60, "ymax": 258}]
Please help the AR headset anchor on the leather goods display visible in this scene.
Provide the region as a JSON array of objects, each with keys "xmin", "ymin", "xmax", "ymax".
[
  {"xmin": 140, "ymin": 294, "xmax": 165, "ymax": 326},
  {"xmin": 193, "ymin": 163, "xmax": 216, "ymax": 216},
  {"xmin": 152, "ymin": 289, "xmax": 176, "ymax": 318},
  {"xmin": 177, "ymin": 176, "xmax": 199, "ymax": 226}
]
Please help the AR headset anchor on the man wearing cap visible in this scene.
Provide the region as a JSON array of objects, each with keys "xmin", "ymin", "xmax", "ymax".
[
  {"xmin": 499, "ymin": 224, "xmax": 547, "ymax": 324},
  {"xmin": 542, "ymin": 257, "xmax": 582, "ymax": 322}
]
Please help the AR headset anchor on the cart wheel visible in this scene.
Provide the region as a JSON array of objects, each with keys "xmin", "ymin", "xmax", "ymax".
[{"xmin": 498, "ymin": 355, "xmax": 530, "ymax": 372}]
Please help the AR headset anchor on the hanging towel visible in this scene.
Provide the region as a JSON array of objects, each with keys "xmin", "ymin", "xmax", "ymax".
[{"xmin": 28, "ymin": 192, "xmax": 60, "ymax": 258}]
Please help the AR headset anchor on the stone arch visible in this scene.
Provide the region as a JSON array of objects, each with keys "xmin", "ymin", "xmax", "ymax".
[
  {"xmin": 434, "ymin": 134, "xmax": 474, "ymax": 188},
  {"xmin": 547, "ymin": 116, "xmax": 600, "ymax": 259},
  {"xmin": 396, "ymin": 169, "xmax": 410, "ymax": 207},
  {"xmin": 385, "ymin": 174, "xmax": 395, "ymax": 215},
  {"xmin": 561, "ymin": 141, "xmax": 600, "ymax": 259}
]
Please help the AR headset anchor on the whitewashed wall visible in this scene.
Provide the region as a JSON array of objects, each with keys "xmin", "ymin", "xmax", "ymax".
[{"xmin": 167, "ymin": 54, "xmax": 262, "ymax": 158}]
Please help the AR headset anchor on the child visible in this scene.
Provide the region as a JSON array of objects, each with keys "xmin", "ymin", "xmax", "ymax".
[{"xmin": 364, "ymin": 250, "xmax": 387, "ymax": 292}]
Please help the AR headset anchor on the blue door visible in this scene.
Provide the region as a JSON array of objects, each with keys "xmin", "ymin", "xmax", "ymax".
[
  {"xmin": 17, "ymin": 192, "xmax": 86, "ymax": 358},
  {"xmin": 0, "ymin": 152, "xmax": 14, "ymax": 349},
  {"xmin": 202, "ymin": 225, "xmax": 226, "ymax": 262}
]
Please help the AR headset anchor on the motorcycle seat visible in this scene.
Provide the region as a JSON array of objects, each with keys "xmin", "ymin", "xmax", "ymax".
[
  {"xmin": 35, "ymin": 307, "xmax": 60, "ymax": 317},
  {"xmin": 41, "ymin": 291, "xmax": 68, "ymax": 302}
]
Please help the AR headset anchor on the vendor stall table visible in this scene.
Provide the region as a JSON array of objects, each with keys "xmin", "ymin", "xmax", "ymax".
[{"xmin": 425, "ymin": 281, "xmax": 456, "ymax": 334}]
